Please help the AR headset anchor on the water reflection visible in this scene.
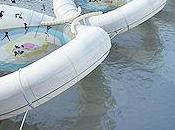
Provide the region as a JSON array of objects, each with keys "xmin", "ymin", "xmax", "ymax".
[
  {"xmin": 104, "ymin": 20, "xmax": 163, "ymax": 88},
  {"xmin": 111, "ymin": 19, "xmax": 162, "ymax": 64},
  {"xmin": 0, "ymin": 71, "xmax": 10, "ymax": 77},
  {"xmin": 73, "ymin": 66, "xmax": 117, "ymax": 130}
]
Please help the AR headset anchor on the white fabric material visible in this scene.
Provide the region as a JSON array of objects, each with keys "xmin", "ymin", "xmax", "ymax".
[
  {"xmin": 86, "ymin": 0, "xmax": 167, "ymax": 33},
  {"xmin": 53, "ymin": 0, "xmax": 81, "ymax": 20},
  {"xmin": 71, "ymin": 12, "xmax": 103, "ymax": 34},
  {"xmin": 52, "ymin": 0, "xmax": 167, "ymax": 34}
]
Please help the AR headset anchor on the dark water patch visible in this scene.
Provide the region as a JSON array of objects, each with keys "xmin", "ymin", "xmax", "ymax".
[{"xmin": 0, "ymin": 71, "xmax": 11, "ymax": 77}]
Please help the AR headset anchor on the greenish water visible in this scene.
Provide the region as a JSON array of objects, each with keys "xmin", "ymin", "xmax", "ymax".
[{"xmin": 0, "ymin": 0, "xmax": 175, "ymax": 130}]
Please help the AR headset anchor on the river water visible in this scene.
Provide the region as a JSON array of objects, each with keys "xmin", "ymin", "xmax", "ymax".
[{"xmin": 0, "ymin": 0, "xmax": 175, "ymax": 130}]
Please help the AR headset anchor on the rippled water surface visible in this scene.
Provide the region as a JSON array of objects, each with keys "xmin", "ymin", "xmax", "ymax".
[{"xmin": 0, "ymin": 0, "xmax": 175, "ymax": 130}]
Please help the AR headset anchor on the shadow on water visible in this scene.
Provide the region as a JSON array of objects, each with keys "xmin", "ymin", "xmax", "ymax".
[
  {"xmin": 107, "ymin": 18, "xmax": 163, "ymax": 79},
  {"xmin": 0, "ymin": 72, "xmax": 11, "ymax": 77},
  {"xmin": 70, "ymin": 67, "xmax": 117, "ymax": 130},
  {"xmin": 42, "ymin": 67, "xmax": 118, "ymax": 130}
]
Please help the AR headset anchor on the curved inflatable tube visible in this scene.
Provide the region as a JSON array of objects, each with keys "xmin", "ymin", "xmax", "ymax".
[
  {"xmin": 0, "ymin": 25, "xmax": 111, "ymax": 120},
  {"xmin": 71, "ymin": 12, "xmax": 103, "ymax": 34},
  {"xmin": 86, "ymin": 0, "xmax": 167, "ymax": 34},
  {"xmin": 53, "ymin": 0, "xmax": 81, "ymax": 20},
  {"xmin": 53, "ymin": 0, "xmax": 167, "ymax": 34},
  {"xmin": 41, "ymin": 17, "xmax": 73, "ymax": 26}
]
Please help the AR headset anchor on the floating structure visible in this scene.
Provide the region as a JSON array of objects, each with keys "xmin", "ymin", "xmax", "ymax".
[
  {"xmin": 53, "ymin": 0, "xmax": 167, "ymax": 34},
  {"xmin": 0, "ymin": 0, "xmax": 167, "ymax": 120}
]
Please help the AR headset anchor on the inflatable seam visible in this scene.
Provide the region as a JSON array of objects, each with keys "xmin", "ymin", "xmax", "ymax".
[
  {"xmin": 0, "ymin": 50, "xmax": 110, "ymax": 118},
  {"xmin": 128, "ymin": 2, "xmax": 166, "ymax": 28},
  {"xmin": 18, "ymin": 69, "xmax": 34, "ymax": 109}
]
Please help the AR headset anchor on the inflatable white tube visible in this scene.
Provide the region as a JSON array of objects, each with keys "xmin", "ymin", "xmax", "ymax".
[
  {"xmin": 0, "ymin": 25, "xmax": 111, "ymax": 120},
  {"xmin": 53, "ymin": 0, "xmax": 81, "ymax": 20},
  {"xmin": 85, "ymin": 0, "xmax": 167, "ymax": 34},
  {"xmin": 53, "ymin": 0, "xmax": 167, "ymax": 34},
  {"xmin": 71, "ymin": 12, "xmax": 103, "ymax": 34}
]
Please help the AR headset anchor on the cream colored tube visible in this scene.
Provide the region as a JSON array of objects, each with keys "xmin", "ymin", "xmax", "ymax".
[{"xmin": 53, "ymin": 0, "xmax": 81, "ymax": 20}]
